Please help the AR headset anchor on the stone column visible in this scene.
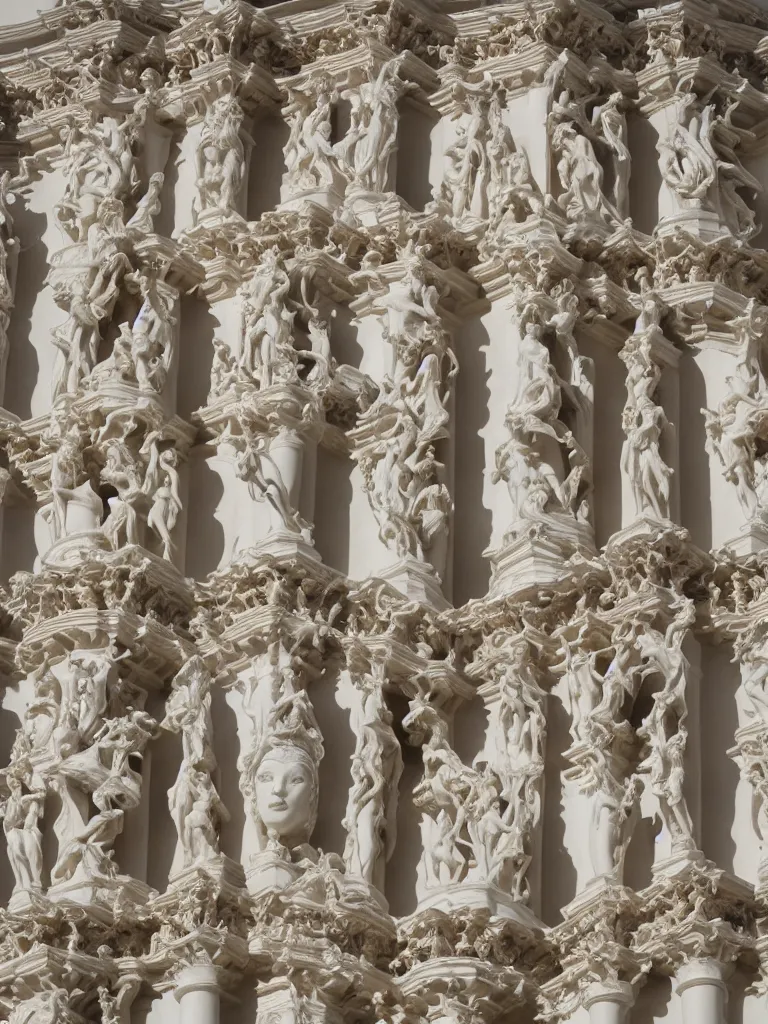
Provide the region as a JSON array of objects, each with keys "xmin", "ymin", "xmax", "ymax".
[
  {"xmin": 583, "ymin": 982, "xmax": 634, "ymax": 1024},
  {"xmin": 675, "ymin": 959, "xmax": 728, "ymax": 1024},
  {"xmin": 347, "ymin": 251, "xmax": 471, "ymax": 607},
  {"xmin": 175, "ymin": 965, "xmax": 220, "ymax": 1024}
]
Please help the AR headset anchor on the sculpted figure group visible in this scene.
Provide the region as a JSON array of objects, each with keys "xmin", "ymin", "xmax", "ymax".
[
  {"xmin": 2, "ymin": 12, "xmax": 768, "ymax": 1023},
  {"xmin": 351, "ymin": 247, "xmax": 456, "ymax": 576}
]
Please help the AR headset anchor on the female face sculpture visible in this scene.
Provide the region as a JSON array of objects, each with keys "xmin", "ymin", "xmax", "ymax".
[{"xmin": 254, "ymin": 743, "xmax": 318, "ymax": 843}]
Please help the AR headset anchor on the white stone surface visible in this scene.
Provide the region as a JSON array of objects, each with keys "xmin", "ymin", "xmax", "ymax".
[{"xmin": 0, "ymin": 0, "xmax": 764, "ymax": 1022}]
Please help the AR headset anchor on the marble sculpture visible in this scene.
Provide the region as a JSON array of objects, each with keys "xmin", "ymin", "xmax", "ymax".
[{"xmin": 0, "ymin": 0, "xmax": 766, "ymax": 1022}]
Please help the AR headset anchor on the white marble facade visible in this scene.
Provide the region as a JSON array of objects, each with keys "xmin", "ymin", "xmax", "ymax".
[{"xmin": 0, "ymin": 0, "xmax": 767, "ymax": 1022}]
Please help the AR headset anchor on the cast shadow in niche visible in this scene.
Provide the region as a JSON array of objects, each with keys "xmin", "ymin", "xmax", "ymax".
[
  {"xmin": 213, "ymin": 685, "xmax": 245, "ymax": 865},
  {"xmin": 4, "ymin": 200, "xmax": 47, "ymax": 419},
  {"xmin": 633, "ymin": 974, "xmax": 671, "ymax": 1024},
  {"xmin": 312, "ymin": 447, "xmax": 353, "ymax": 577},
  {"xmin": 310, "ymin": 676, "xmax": 355, "ymax": 857},
  {"xmin": 395, "ymin": 98, "xmax": 437, "ymax": 213},
  {"xmin": 700, "ymin": 643, "xmax": 739, "ymax": 874},
  {"xmin": 624, "ymin": 682, "xmax": 665, "ymax": 892},
  {"xmin": 0, "ymin": 703, "xmax": 21, "ymax": 903},
  {"xmin": 385, "ymin": 693, "xmax": 423, "ymax": 917},
  {"xmin": 540, "ymin": 694, "xmax": 578, "ymax": 925},
  {"xmin": 247, "ymin": 111, "xmax": 290, "ymax": 220},
  {"xmin": 452, "ymin": 316, "xmax": 493, "ymax": 604},
  {"xmin": 678, "ymin": 350, "xmax": 712, "ymax": 550},
  {"xmin": 0, "ymin": 503, "xmax": 38, "ymax": 583},
  {"xmin": 184, "ymin": 455, "xmax": 226, "ymax": 580},
  {"xmin": 622, "ymin": 808, "xmax": 662, "ymax": 893},
  {"xmin": 175, "ymin": 294, "xmax": 220, "ymax": 421},
  {"xmin": 145, "ymin": 700, "xmax": 183, "ymax": 894},
  {"xmin": 155, "ymin": 135, "xmax": 181, "ymax": 240},
  {"xmin": 727, "ymin": 969, "xmax": 750, "ymax": 1024}
]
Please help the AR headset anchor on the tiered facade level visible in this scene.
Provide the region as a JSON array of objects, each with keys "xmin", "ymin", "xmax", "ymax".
[{"xmin": 3, "ymin": 0, "xmax": 768, "ymax": 1021}]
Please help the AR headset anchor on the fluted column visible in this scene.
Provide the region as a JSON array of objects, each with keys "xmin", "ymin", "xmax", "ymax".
[
  {"xmin": 584, "ymin": 982, "xmax": 634, "ymax": 1024},
  {"xmin": 675, "ymin": 959, "xmax": 729, "ymax": 1024},
  {"xmin": 175, "ymin": 964, "xmax": 220, "ymax": 1024}
]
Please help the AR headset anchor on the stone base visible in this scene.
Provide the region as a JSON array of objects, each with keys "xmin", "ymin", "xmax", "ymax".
[
  {"xmin": 338, "ymin": 874, "xmax": 389, "ymax": 914},
  {"xmin": 486, "ymin": 518, "xmax": 595, "ymax": 597},
  {"xmin": 246, "ymin": 850, "xmax": 302, "ymax": 899},
  {"xmin": 651, "ymin": 847, "xmax": 706, "ymax": 880},
  {"xmin": 237, "ymin": 530, "xmax": 320, "ymax": 565},
  {"xmin": 562, "ymin": 877, "xmax": 638, "ymax": 921},
  {"xmin": 42, "ymin": 530, "xmax": 113, "ymax": 570},
  {"xmin": 399, "ymin": 955, "xmax": 528, "ymax": 1007},
  {"xmin": 411, "ymin": 882, "xmax": 544, "ymax": 934},
  {"xmin": 657, "ymin": 208, "xmax": 725, "ymax": 242},
  {"xmin": 606, "ymin": 514, "xmax": 679, "ymax": 550},
  {"xmin": 8, "ymin": 887, "xmax": 45, "ymax": 914},
  {"xmin": 721, "ymin": 520, "xmax": 768, "ymax": 556},
  {"xmin": 48, "ymin": 874, "xmax": 154, "ymax": 915},
  {"xmin": 563, "ymin": 215, "xmax": 614, "ymax": 245},
  {"xmin": 279, "ymin": 186, "xmax": 344, "ymax": 215},
  {"xmin": 165, "ymin": 856, "xmax": 245, "ymax": 902},
  {"xmin": 375, "ymin": 556, "xmax": 449, "ymax": 610}
]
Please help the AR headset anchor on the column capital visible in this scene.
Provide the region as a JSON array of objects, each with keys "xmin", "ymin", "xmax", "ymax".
[
  {"xmin": 675, "ymin": 957, "xmax": 730, "ymax": 995},
  {"xmin": 583, "ymin": 981, "xmax": 635, "ymax": 1009},
  {"xmin": 174, "ymin": 963, "xmax": 220, "ymax": 1003}
]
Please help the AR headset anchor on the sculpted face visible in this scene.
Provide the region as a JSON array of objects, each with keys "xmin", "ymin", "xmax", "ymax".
[{"xmin": 255, "ymin": 746, "xmax": 316, "ymax": 840}]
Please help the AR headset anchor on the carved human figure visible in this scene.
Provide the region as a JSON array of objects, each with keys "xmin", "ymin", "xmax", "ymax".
[
  {"xmin": 144, "ymin": 446, "xmax": 182, "ymax": 560},
  {"xmin": 101, "ymin": 441, "xmax": 143, "ymax": 549},
  {"xmin": 1, "ymin": 773, "xmax": 44, "ymax": 894},
  {"xmin": 283, "ymin": 77, "xmax": 343, "ymax": 194},
  {"xmin": 193, "ymin": 95, "xmax": 247, "ymax": 223},
  {"xmin": 209, "ymin": 337, "xmax": 237, "ymax": 399},
  {"xmin": 351, "ymin": 253, "xmax": 456, "ymax": 570},
  {"xmin": 636, "ymin": 604, "xmax": 698, "ymax": 855},
  {"xmin": 49, "ymin": 191, "xmax": 135, "ymax": 400},
  {"xmin": 343, "ymin": 60, "xmax": 403, "ymax": 193},
  {"xmin": 588, "ymin": 774, "xmax": 642, "ymax": 881},
  {"xmin": 493, "ymin": 311, "xmax": 588, "ymax": 531},
  {"xmin": 485, "ymin": 90, "xmax": 541, "ymax": 228},
  {"xmin": 341, "ymin": 661, "xmax": 403, "ymax": 891},
  {"xmin": 406, "ymin": 700, "xmax": 471, "ymax": 890},
  {"xmin": 169, "ymin": 761, "xmax": 229, "ymax": 872},
  {"xmin": 57, "ymin": 650, "xmax": 111, "ymax": 752},
  {"xmin": 234, "ymin": 423, "xmax": 310, "ymax": 538},
  {"xmin": 125, "ymin": 171, "xmax": 164, "ymax": 237},
  {"xmin": 551, "ymin": 120, "xmax": 620, "ymax": 226},
  {"xmin": 246, "ymin": 688, "xmax": 323, "ymax": 853},
  {"xmin": 657, "ymin": 96, "xmax": 717, "ymax": 205},
  {"xmin": 239, "ymin": 249, "xmax": 295, "ymax": 387},
  {"xmin": 593, "ymin": 91, "xmax": 630, "ymax": 220},
  {"xmin": 254, "ymin": 745, "xmax": 316, "ymax": 846},
  {"xmin": 380, "ymin": 255, "xmax": 442, "ymax": 374},
  {"xmin": 50, "ymin": 707, "xmax": 156, "ymax": 885},
  {"xmin": 442, "ymin": 90, "xmax": 490, "ymax": 222},
  {"xmin": 127, "ymin": 273, "xmax": 178, "ymax": 394},
  {"xmin": 51, "ymin": 271, "xmax": 121, "ymax": 401},
  {"xmin": 162, "ymin": 656, "xmax": 216, "ymax": 771},
  {"xmin": 562, "ymin": 642, "xmax": 604, "ymax": 745},
  {"xmin": 56, "ymin": 113, "xmax": 140, "ymax": 242},
  {"xmin": 704, "ymin": 385, "xmax": 765, "ymax": 521},
  {"xmin": 735, "ymin": 629, "xmax": 768, "ymax": 726},
  {"xmin": 703, "ymin": 301, "xmax": 768, "ymax": 523},
  {"xmin": 619, "ymin": 334, "xmax": 673, "ymax": 521},
  {"xmin": 49, "ymin": 427, "xmax": 87, "ymax": 542},
  {"xmin": 163, "ymin": 659, "xmax": 227, "ymax": 873}
]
